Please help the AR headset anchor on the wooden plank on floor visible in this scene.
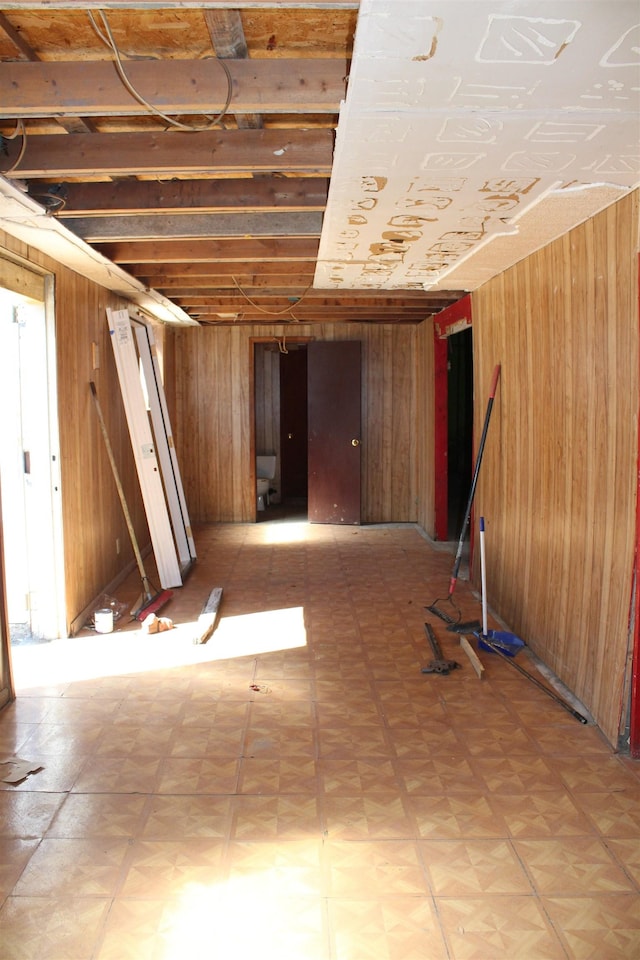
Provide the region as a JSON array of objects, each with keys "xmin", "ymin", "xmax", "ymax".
[
  {"xmin": 460, "ymin": 635, "xmax": 485, "ymax": 679},
  {"xmin": 193, "ymin": 587, "xmax": 223, "ymax": 645}
]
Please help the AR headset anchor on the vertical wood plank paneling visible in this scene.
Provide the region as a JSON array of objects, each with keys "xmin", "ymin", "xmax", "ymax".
[
  {"xmin": 364, "ymin": 326, "xmax": 384, "ymax": 521},
  {"xmin": 414, "ymin": 319, "xmax": 435, "ymax": 537},
  {"xmin": 391, "ymin": 326, "xmax": 414, "ymax": 517},
  {"xmin": 173, "ymin": 322, "xmax": 419, "ymax": 525},
  {"xmin": 471, "ymin": 191, "xmax": 639, "ymax": 744}
]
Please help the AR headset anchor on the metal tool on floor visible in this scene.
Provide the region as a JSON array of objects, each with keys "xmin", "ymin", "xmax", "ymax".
[
  {"xmin": 447, "ymin": 619, "xmax": 481, "ymax": 634},
  {"xmin": 421, "ymin": 622, "xmax": 460, "ymax": 675}
]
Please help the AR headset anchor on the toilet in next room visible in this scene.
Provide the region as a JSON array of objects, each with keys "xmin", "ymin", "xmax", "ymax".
[{"xmin": 256, "ymin": 455, "xmax": 276, "ymax": 511}]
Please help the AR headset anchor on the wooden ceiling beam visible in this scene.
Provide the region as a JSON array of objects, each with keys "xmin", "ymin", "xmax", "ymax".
[
  {"xmin": 153, "ymin": 284, "xmax": 318, "ymax": 296},
  {"xmin": 0, "ymin": 11, "xmax": 98, "ymax": 135},
  {"xmin": 45, "ymin": 177, "xmax": 328, "ymax": 216},
  {"xmin": 169, "ymin": 294, "xmax": 460, "ymax": 307},
  {"xmin": 2, "ymin": 129, "xmax": 334, "ymax": 178},
  {"xmin": 65, "ymin": 212, "xmax": 323, "ymax": 241},
  {"xmin": 146, "ymin": 286, "xmax": 459, "ymax": 300},
  {"xmin": 193, "ymin": 312, "xmax": 431, "ymax": 335},
  {"xmin": 128, "ymin": 261, "xmax": 317, "ymax": 279},
  {"xmin": 0, "ymin": 59, "xmax": 346, "ymax": 117},
  {"xmin": 179, "ymin": 301, "xmax": 439, "ymax": 311},
  {"xmin": 204, "ymin": 9, "xmax": 263, "ymax": 130},
  {"xmin": 0, "ymin": 2, "xmax": 359, "ymax": 8},
  {"xmin": 100, "ymin": 237, "xmax": 320, "ymax": 263},
  {"xmin": 194, "ymin": 307, "xmax": 425, "ymax": 314}
]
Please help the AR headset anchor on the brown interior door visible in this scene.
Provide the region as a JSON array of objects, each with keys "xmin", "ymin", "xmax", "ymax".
[
  {"xmin": 280, "ymin": 348, "xmax": 308, "ymax": 502},
  {"xmin": 308, "ymin": 340, "xmax": 361, "ymax": 524}
]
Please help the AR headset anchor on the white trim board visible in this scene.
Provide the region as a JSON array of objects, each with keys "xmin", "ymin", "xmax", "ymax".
[
  {"xmin": 133, "ymin": 319, "xmax": 196, "ymax": 569},
  {"xmin": 107, "ymin": 307, "xmax": 182, "ymax": 589}
]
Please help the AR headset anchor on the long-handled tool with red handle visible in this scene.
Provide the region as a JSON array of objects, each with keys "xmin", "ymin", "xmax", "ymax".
[{"xmin": 428, "ymin": 363, "xmax": 501, "ymax": 624}]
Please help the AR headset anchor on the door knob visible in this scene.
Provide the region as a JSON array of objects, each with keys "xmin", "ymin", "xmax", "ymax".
[
  {"xmin": 351, "ymin": 439, "xmax": 360, "ymax": 447},
  {"xmin": 288, "ymin": 433, "xmax": 293, "ymax": 439}
]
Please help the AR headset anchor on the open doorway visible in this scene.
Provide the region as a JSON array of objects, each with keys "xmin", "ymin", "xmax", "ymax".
[
  {"xmin": 253, "ymin": 338, "xmax": 363, "ymax": 524},
  {"xmin": 447, "ymin": 327, "xmax": 474, "ymax": 540},
  {"xmin": 0, "ymin": 281, "xmax": 65, "ymax": 645},
  {"xmin": 253, "ymin": 339, "xmax": 309, "ymax": 521},
  {"xmin": 279, "ymin": 345, "xmax": 308, "ymax": 509},
  {"xmin": 433, "ymin": 295, "xmax": 474, "ymax": 542}
]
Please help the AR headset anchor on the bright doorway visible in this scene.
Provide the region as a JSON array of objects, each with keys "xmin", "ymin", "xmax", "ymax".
[{"xmin": 0, "ymin": 281, "xmax": 65, "ymax": 644}]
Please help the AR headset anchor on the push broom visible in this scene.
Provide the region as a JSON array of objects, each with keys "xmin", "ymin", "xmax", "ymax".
[
  {"xmin": 428, "ymin": 364, "xmax": 501, "ymax": 624},
  {"xmin": 475, "ymin": 514, "xmax": 588, "ymax": 724},
  {"xmin": 89, "ymin": 381, "xmax": 173, "ymax": 620}
]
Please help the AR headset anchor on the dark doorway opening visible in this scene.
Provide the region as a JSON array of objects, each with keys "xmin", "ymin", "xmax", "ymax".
[
  {"xmin": 447, "ymin": 327, "xmax": 473, "ymax": 540},
  {"xmin": 279, "ymin": 346, "xmax": 308, "ymax": 509}
]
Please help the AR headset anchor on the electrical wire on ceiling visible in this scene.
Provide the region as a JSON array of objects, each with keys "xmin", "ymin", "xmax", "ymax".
[
  {"xmin": 27, "ymin": 183, "xmax": 67, "ymax": 214},
  {"xmin": 231, "ymin": 275, "xmax": 314, "ymax": 321},
  {"xmin": 87, "ymin": 10, "xmax": 233, "ymax": 132},
  {"xmin": 0, "ymin": 118, "xmax": 27, "ymax": 175}
]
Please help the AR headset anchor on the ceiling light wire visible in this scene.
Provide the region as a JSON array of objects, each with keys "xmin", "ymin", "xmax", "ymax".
[
  {"xmin": 88, "ymin": 10, "xmax": 233, "ymax": 132},
  {"xmin": 231, "ymin": 275, "xmax": 313, "ymax": 320},
  {"xmin": 0, "ymin": 118, "xmax": 27, "ymax": 175}
]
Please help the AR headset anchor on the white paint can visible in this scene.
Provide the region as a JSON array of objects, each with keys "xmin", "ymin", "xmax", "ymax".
[{"xmin": 94, "ymin": 608, "xmax": 114, "ymax": 634}]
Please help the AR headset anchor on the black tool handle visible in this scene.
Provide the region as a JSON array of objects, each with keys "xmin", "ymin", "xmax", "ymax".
[{"xmin": 481, "ymin": 637, "xmax": 588, "ymax": 724}]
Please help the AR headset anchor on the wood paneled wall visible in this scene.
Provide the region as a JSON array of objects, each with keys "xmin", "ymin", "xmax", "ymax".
[
  {"xmin": 0, "ymin": 232, "xmax": 148, "ymax": 634},
  {"xmin": 3, "ymin": 185, "xmax": 637, "ymax": 749},
  {"xmin": 414, "ymin": 319, "xmax": 436, "ymax": 538},
  {"xmin": 470, "ymin": 191, "xmax": 639, "ymax": 744},
  {"xmin": 169, "ymin": 322, "xmax": 420, "ymax": 524}
]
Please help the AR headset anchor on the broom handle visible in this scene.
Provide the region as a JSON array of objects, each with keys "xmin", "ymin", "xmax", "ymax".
[
  {"xmin": 449, "ymin": 364, "xmax": 501, "ymax": 595},
  {"xmin": 89, "ymin": 381, "xmax": 151, "ymax": 596},
  {"xmin": 480, "ymin": 516, "xmax": 488, "ymax": 637}
]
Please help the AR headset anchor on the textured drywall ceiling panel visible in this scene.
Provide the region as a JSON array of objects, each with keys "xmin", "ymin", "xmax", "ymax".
[{"xmin": 315, "ymin": 0, "xmax": 640, "ymax": 291}]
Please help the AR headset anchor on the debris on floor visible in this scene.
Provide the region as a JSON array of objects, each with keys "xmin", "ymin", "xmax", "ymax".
[
  {"xmin": 459, "ymin": 635, "xmax": 485, "ymax": 679},
  {"xmin": 193, "ymin": 586, "xmax": 223, "ymax": 645},
  {"xmin": 141, "ymin": 612, "xmax": 174, "ymax": 634},
  {"xmin": 1, "ymin": 756, "xmax": 43, "ymax": 784},
  {"xmin": 85, "ymin": 593, "xmax": 129, "ymax": 632}
]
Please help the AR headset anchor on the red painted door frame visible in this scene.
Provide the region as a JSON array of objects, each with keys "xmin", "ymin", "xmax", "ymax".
[
  {"xmin": 433, "ymin": 294, "xmax": 472, "ymax": 541},
  {"xmin": 630, "ymin": 256, "xmax": 640, "ymax": 758}
]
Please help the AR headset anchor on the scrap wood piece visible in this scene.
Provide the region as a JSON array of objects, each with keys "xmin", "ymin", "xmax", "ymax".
[
  {"xmin": 460, "ymin": 635, "xmax": 485, "ymax": 679},
  {"xmin": 141, "ymin": 612, "xmax": 174, "ymax": 634},
  {"xmin": 193, "ymin": 587, "xmax": 223, "ymax": 644},
  {"xmin": 1, "ymin": 756, "xmax": 43, "ymax": 784}
]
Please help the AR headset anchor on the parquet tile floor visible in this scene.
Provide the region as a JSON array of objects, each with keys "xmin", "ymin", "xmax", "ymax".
[{"xmin": 1, "ymin": 516, "xmax": 639, "ymax": 958}]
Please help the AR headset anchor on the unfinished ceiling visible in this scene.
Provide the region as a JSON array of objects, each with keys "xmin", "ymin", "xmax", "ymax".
[
  {"xmin": 318, "ymin": 0, "xmax": 640, "ymax": 292},
  {"xmin": 0, "ymin": 1, "xmax": 638, "ymax": 326}
]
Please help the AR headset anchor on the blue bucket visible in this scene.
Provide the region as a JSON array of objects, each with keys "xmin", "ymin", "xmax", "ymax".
[{"xmin": 476, "ymin": 629, "xmax": 524, "ymax": 657}]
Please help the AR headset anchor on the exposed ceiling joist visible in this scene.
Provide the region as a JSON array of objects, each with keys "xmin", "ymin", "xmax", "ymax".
[
  {"xmin": 43, "ymin": 178, "xmax": 329, "ymax": 217},
  {"xmin": 65, "ymin": 212, "xmax": 323, "ymax": 241},
  {"xmin": 0, "ymin": 59, "xmax": 346, "ymax": 117},
  {"xmin": 17, "ymin": 3, "xmax": 637, "ymax": 325},
  {"xmin": 2, "ymin": 129, "xmax": 334, "ymax": 178},
  {"xmin": 0, "ymin": 11, "xmax": 99, "ymax": 136},
  {"xmin": 127, "ymin": 261, "xmax": 318, "ymax": 279},
  {"xmin": 98, "ymin": 237, "xmax": 321, "ymax": 263},
  {"xmin": 0, "ymin": 2, "xmax": 360, "ymax": 8},
  {"xmin": 204, "ymin": 8, "xmax": 263, "ymax": 129}
]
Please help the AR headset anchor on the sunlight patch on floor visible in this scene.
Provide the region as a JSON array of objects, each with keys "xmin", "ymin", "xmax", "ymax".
[
  {"xmin": 260, "ymin": 521, "xmax": 313, "ymax": 545},
  {"xmin": 10, "ymin": 606, "xmax": 307, "ymax": 689},
  {"xmin": 160, "ymin": 871, "xmax": 323, "ymax": 960}
]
